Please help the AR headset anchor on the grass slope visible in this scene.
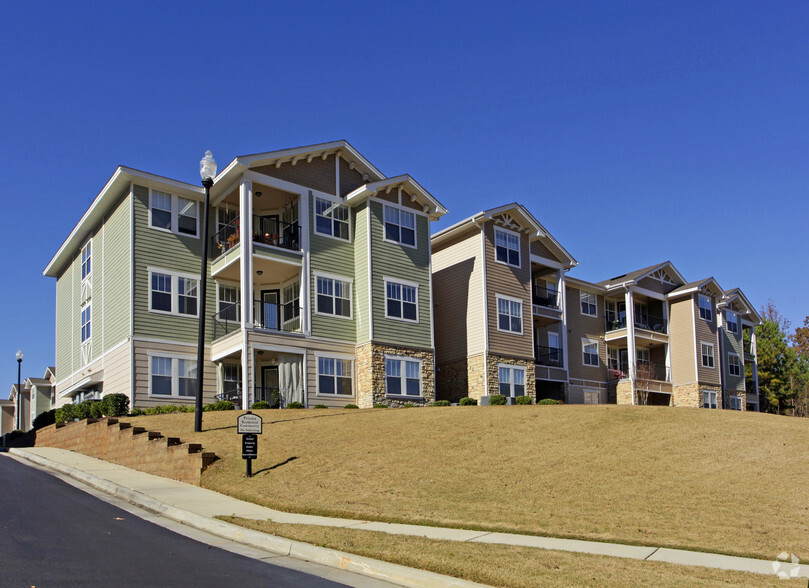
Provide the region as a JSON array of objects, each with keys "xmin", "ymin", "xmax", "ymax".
[{"xmin": 121, "ymin": 405, "xmax": 809, "ymax": 562}]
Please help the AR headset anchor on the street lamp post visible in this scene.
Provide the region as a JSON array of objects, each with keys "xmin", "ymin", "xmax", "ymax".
[
  {"xmin": 195, "ymin": 151, "xmax": 217, "ymax": 432},
  {"xmin": 15, "ymin": 350, "xmax": 23, "ymax": 431}
]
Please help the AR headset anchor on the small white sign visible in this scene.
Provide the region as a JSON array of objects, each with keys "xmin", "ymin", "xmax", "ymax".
[{"xmin": 237, "ymin": 413, "xmax": 263, "ymax": 434}]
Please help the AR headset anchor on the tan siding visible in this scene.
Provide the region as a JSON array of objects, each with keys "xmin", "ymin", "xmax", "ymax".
[
  {"xmin": 695, "ymin": 295, "xmax": 721, "ymax": 384},
  {"xmin": 637, "ymin": 277, "xmax": 672, "ymax": 295},
  {"xmin": 254, "ymin": 155, "xmax": 337, "ymax": 196},
  {"xmin": 132, "ymin": 339, "xmax": 217, "ymax": 408},
  {"xmin": 431, "ymin": 228, "xmax": 485, "ymax": 363},
  {"xmin": 669, "ymin": 297, "xmax": 697, "ymax": 384},
  {"xmin": 565, "ymin": 286, "xmax": 608, "ymax": 383},
  {"xmin": 483, "ymin": 222, "xmax": 533, "ymax": 359},
  {"xmin": 102, "ymin": 341, "xmax": 131, "ymax": 398}
]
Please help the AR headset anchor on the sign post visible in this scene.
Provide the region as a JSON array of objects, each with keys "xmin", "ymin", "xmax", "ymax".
[{"xmin": 237, "ymin": 411, "xmax": 263, "ymax": 478}]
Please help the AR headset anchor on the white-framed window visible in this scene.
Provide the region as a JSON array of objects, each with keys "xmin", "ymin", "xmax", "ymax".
[
  {"xmin": 282, "ymin": 281, "xmax": 301, "ymax": 330},
  {"xmin": 726, "ymin": 310, "xmax": 739, "ymax": 334},
  {"xmin": 315, "ymin": 273, "xmax": 352, "ymax": 318},
  {"xmin": 496, "ymin": 295, "xmax": 523, "ymax": 334},
  {"xmin": 314, "ymin": 197, "xmax": 349, "ymax": 240},
  {"xmin": 317, "ymin": 355, "xmax": 354, "ymax": 396},
  {"xmin": 385, "ymin": 279, "xmax": 418, "ymax": 322},
  {"xmin": 580, "ymin": 291, "xmax": 597, "ymax": 317},
  {"xmin": 385, "ymin": 355, "xmax": 422, "ymax": 397},
  {"xmin": 384, "ymin": 205, "xmax": 416, "ymax": 247},
  {"xmin": 584, "ymin": 389, "xmax": 601, "ymax": 404},
  {"xmin": 217, "ymin": 283, "xmax": 239, "ymax": 321},
  {"xmin": 702, "ymin": 389, "xmax": 717, "ymax": 409},
  {"xmin": 80, "ymin": 304, "xmax": 91, "ymax": 343},
  {"xmin": 81, "ymin": 240, "xmax": 92, "ymax": 281},
  {"xmin": 149, "ymin": 269, "xmax": 199, "ymax": 317},
  {"xmin": 728, "ymin": 395, "xmax": 742, "ymax": 410},
  {"xmin": 494, "ymin": 227, "xmax": 520, "ymax": 267},
  {"xmin": 698, "ymin": 294, "xmax": 713, "ymax": 321},
  {"xmin": 498, "ymin": 365, "xmax": 526, "ymax": 397},
  {"xmin": 701, "ymin": 342, "xmax": 715, "ymax": 368},
  {"xmin": 636, "ymin": 347, "xmax": 650, "ymax": 366},
  {"xmin": 149, "ymin": 353, "xmax": 196, "ymax": 398},
  {"xmin": 728, "ymin": 353, "xmax": 741, "ymax": 377},
  {"xmin": 583, "ymin": 339, "xmax": 599, "ymax": 367},
  {"xmin": 222, "ymin": 363, "xmax": 241, "ymax": 396},
  {"xmin": 149, "ymin": 190, "xmax": 200, "ymax": 237}
]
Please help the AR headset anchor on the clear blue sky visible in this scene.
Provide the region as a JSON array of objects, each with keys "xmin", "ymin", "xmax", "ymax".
[{"xmin": 2, "ymin": 1, "xmax": 808, "ymax": 388}]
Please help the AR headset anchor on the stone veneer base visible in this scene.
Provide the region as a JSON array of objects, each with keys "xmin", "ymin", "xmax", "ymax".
[{"xmin": 355, "ymin": 343, "xmax": 435, "ymax": 408}]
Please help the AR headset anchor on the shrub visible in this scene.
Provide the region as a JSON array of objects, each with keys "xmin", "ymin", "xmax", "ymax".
[
  {"xmin": 537, "ymin": 398, "xmax": 560, "ymax": 405},
  {"xmin": 73, "ymin": 401, "xmax": 93, "ymax": 420},
  {"xmin": 101, "ymin": 393, "xmax": 130, "ymax": 417},
  {"xmin": 432, "ymin": 400, "xmax": 451, "ymax": 407},
  {"xmin": 6, "ymin": 430, "xmax": 27, "ymax": 442},
  {"xmin": 129, "ymin": 408, "xmax": 145, "ymax": 417},
  {"xmin": 515, "ymin": 396, "xmax": 533, "ymax": 405},
  {"xmin": 459, "ymin": 397, "xmax": 477, "ymax": 406},
  {"xmin": 251, "ymin": 401, "xmax": 271, "ymax": 410},
  {"xmin": 488, "ymin": 394, "xmax": 507, "ymax": 405},
  {"xmin": 32, "ymin": 409, "xmax": 56, "ymax": 430},
  {"xmin": 147, "ymin": 404, "xmax": 195, "ymax": 415},
  {"xmin": 372, "ymin": 403, "xmax": 388, "ymax": 409},
  {"xmin": 403, "ymin": 402, "xmax": 415, "ymax": 408},
  {"xmin": 90, "ymin": 401, "xmax": 104, "ymax": 418},
  {"xmin": 203, "ymin": 400, "xmax": 236, "ymax": 412},
  {"xmin": 286, "ymin": 401, "xmax": 305, "ymax": 409},
  {"xmin": 344, "ymin": 404, "xmax": 359, "ymax": 409},
  {"xmin": 313, "ymin": 404, "xmax": 328, "ymax": 409},
  {"xmin": 54, "ymin": 404, "xmax": 76, "ymax": 423}
]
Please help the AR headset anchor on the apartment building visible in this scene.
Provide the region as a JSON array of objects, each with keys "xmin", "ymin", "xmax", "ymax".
[
  {"xmin": 1, "ymin": 366, "xmax": 54, "ymax": 436},
  {"xmin": 44, "ymin": 141, "xmax": 447, "ymax": 410},
  {"xmin": 432, "ymin": 206, "xmax": 762, "ymax": 410}
]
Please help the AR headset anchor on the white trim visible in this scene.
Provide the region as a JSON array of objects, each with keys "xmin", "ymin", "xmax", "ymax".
[
  {"xmin": 146, "ymin": 350, "xmax": 198, "ymax": 399},
  {"xmin": 529, "ymin": 254, "xmax": 564, "ymax": 270},
  {"xmin": 727, "ymin": 352, "xmax": 741, "ymax": 377},
  {"xmin": 579, "ymin": 291, "xmax": 598, "ymax": 317},
  {"xmin": 493, "ymin": 226, "xmax": 521, "ymax": 268},
  {"xmin": 383, "ymin": 277, "xmax": 420, "ymax": 323},
  {"xmin": 698, "ymin": 294, "xmax": 714, "ymax": 322},
  {"xmin": 381, "ymin": 202, "xmax": 418, "ymax": 249},
  {"xmin": 495, "ymin": 293, "xmax": 524, "ymax": 335},
  {"xmin": 313, "ymin": 271, "xmax": 353, "ymax": 320},
  {"xmin": 53, "ymin": 339, "xmax": 130, "ymax": 391},
  {"xmin": 129, "ymin": 185, "xmax": 135, "ymax": 409},
  {"xmin": 428, "ymin": 233, "xmax": 435, "ymax": 350},
  {"xmin": 313, "ymin": 195, "xmax": 351, "ymax": 242},
  {"xmin": 480, "ymin": 226, "xmax": 489, "ymax": 397},
  {"xmin": 80, "ymin": 238, "xmax": 93, "ymax": 282},
  {"xmin": 366, "ymin": 203, "xmax": 374, "ymax": 341},
  {"xmin": 131, "ymin": 336, "xmax": 211, "ymax": 347},
  {"xmin": 215, "ymin": 281, "xmax": 240, "ymax": 323},
  {"xmin": 314, "ymin": 354, "xmax": 355, "ymax": 398},
  {"xmin": 148, "ymin": 188, "xmax": 201, "ymax": 239},
  {"xmin": 496, "ymin": 363, "xmax": 527, "ymax": 397},
  {"xmin": 582, "ymin": 338, "xmax": 600, "ymax": 367},
  {"xmin": 147, "ymin": 267, "xmax": 201, "ymax": 318},
  {"xmin": 384, "ymin": 354, "xmax": 424, "ymax": 398},
  {"xmin": 700, "ymin": 341, "xmax": 716, "ymax": 369}
]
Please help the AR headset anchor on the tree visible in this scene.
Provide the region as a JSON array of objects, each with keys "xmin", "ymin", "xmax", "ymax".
[{"xmin": 790, "ymin": 316, "xmax": 809, "ymax": 360}]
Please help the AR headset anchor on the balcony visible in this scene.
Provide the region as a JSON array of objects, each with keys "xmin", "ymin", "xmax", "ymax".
[
  {"xmin": 608, "ymin": 362, "xmax": 670, "ymax": 382},
  {"xmin": 535, "ymin": 345, "xmax": 563, "ymax": 368},
  {"xmin": 211, "ymin": 215, "xmax": 301, "ymax": 258},
  {"xmin": 532, "ymin": 286, "xmax": 559, "ymax": 309},
  {"xmin": 606, "ymin": 312, "xmax": 667, "ymax": 334},
  {"xmin": 212, "ymin": 300, "xmax": 301, "ymax": 341}
]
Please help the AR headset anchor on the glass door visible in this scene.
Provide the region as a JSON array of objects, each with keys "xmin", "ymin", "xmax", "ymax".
[{"xmin": 260, "ymin": 289, "xmax": 280, "ymax": 330}]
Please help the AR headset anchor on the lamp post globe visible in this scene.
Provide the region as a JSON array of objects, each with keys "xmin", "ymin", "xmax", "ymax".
[{"xmin": 195, "ymin": 151, "xmax": 216, "ymax": 432}]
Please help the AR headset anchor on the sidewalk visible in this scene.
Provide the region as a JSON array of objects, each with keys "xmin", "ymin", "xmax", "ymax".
[{"xmin": 6, "ymin": 447, "xmax": 808, "ymax": 584}]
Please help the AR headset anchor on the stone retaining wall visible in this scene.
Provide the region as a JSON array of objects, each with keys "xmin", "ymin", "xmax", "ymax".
[{"xmin": 35, "ymin": 418, "xmax": 216, "ymax": 484}]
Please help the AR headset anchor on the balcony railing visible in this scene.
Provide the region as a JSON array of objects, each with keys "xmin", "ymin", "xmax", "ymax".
[
  {"xmin": 211, "ymin": 300, "xmax": 301, "ymax": 340},
  {"xmin": 535, "ymin": 345, "xmax": 563, "ymax": 368},
  {"xmin": 254, "ymin": 386, "xmax": 281, "ymax": 407},
  {"xmin": 746, "ymin": 379, "xmax": 757, "ymax": 395},
  {"xmin": 532, "ymin": 286, "xmax": 559, "ymax": 309},
  {"xmin": 608, "ymin": 362, "xmax": 671, "ymax": 382},
  {"xmin": 605, "ymin": 313, "xmax": 667, "ymax": 333},
  {"xmin": 211, "ymin": 216, "xmax": 301, "ymax": 257}
]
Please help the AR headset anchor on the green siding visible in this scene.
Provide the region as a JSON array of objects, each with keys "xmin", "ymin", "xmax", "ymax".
[
  {"xmin": 132, "ymin": 185, "xmax": 216, "ymax": 343},
  {"xmin": 308, "ymin": 192, "xmax": 357, "ymax": 343},
  {"xmin": 353, "ymin": 203, "xmax": 370, "ymax": 343},
  {"xmin": 368, "ymin": 200, "xmax": 432, "ymax": 348},
  {"xmin": 724, "ymin": 326, "xmax": 745, "ymax": 392},
  {"xmin": 55, "ymin": 264, "xmax": 74, "ymax": 381},
  {"xmin": 102, "ymin": 191, "xmax": 131, "ymax": 349}
]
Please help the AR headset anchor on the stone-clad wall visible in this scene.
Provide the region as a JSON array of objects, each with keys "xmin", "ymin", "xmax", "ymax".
[
  {"xmin": 356, "ymin": 343, "xmax": 435, "ymax": 408},
  {"xmin": 35, "ymin": 418, "xmax": 216, "ymax": 484},
  {"xmin": 673, "ymin": 383, "xmax": 722, "ymax": 409},
  {"xmin": 485, "ymin": 353, "xmax": 536, "ymax": 401}
]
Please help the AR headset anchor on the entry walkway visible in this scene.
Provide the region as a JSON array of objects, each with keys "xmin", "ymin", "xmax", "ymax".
[{"xmin": 6, "ymin": 447, "xmax": 808, "ymax": 584}]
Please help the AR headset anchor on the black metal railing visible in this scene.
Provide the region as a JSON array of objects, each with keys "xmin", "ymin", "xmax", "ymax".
[
  {"xmin": 212, "ymin": 303, "xmax": 241, "ymax": 340},
  {"xmin": 607, "ymin": 362, "xmax": 671, "ymax": 382},
  {"xmin": 535, "ymin": 345, "xmax": 563, "ymax": 367},
  {"xmin": 532, "ymin": 286, "xmax": 559, "ymax": 309},
  {"xmin": 211, "ymin": 216, "xmax": 301, "ymax": 257},
  {"xmin": 216, "ymin": 385, "xmax": 242, "ymax": 403},
  {"xmin": 605, "ymin": 314, "xmax": 667, "ymax": 333},
  {"xmin": 745, "ymin": 379, "xmax": 757, "ymax": 394},
  {"xmin": 254, "ymin": 386, "xmax": 281, "ymax": 407},
  {"xmin": 212, "ymin": 218, "xmax": 240, "ymax": 257},
  {"xmin": 253, "ymin": 299, "xmax": 301, "ymax": 332}
]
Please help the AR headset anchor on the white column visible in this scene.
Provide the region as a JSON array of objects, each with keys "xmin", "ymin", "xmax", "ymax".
[
  {"xmin": 751, "ymin": 329, "xmax": 760, "ymax": 411},
  {"xmin": 239, "ymin": 179, "xmax": 253, "ymax": 409},
  {"xmin": 558, "ymin": 269, "xmax": 568, "ymax": 373},
  {"xmin": 625, "ymin": 288, "xmax": 636, "ymax": 405},
  {"xmin": 299, "ymin": 190, "xmax": 310, "ymax": 336},
  {"xmin": 663, "ymin": 300, "xmax": 671, "ymax": 382}
]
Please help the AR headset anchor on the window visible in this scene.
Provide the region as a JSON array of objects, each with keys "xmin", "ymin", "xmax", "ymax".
[
  {"xmin": 494, "ymin": 228, "xmax": 520, "ymax": 266},
  {"xmin": 316, "ymin": 274, "xmax": 351, "ymax": 318},
  {"xmin": 385, "ymin": 356, "xmax": 421, "ymax": 397},
  {"xmin": 384, "ymin": 205, "xmax": 416, "ymax": 247},
  {"xmin": 149, "ymin": 190, "xmax": 199, "ymax": 237},
  {"xmin": 703, "ymin": 389, "xmax": 717, "ymax": 409},
  {"xmin": 81, "ymin": 241, "xmax": 92, "ymax": 280},
  {"xmin": 217, "ymin": 207, "xmax": 238, "ymax": 233},
  {"xmin": 80, "ymin": 304, "xmax": 91, "ymax": 343},
  {"xmin": 726, "ymin": 311, "xmax": 739, "ymax": 334},
  {"xmin": 580, "ymin": 291, "xmax": 597, "ymax": 317},
  {"xmin": 150, "ymin": 354, "xmax": 196, "ymax": 398},
  {"xmin": 728, "ymin": 353, "xmax": 741, "ymax": 377},
  {"xmin": 636, "ymin": 348, "xmax": 650, "ymax": 366},
  {"xmin": 728, "ymin": 395, "xmax": 742, "ymax": 410},
  {"xmin": 584, "ymin": 389, "xmax": 600, "ymax": 404},
  {"xmin": 318, "ymin": 356, "xmax": 353, "ymax": 396},
  {"xmin": 497, "ymin": 295, "xmax": 522, "ymax": 334},
  {"xmin": 699, "ymin": 295, "xmax": 713, "ymax": 321},
  {"xmin": 282, "ymin": 281, "xmax": 301, "ymax": 330},
  {"xmin": 583, "ymin": 339, "xmax": 599, "ymax": 367},
  {"xmin": 149, "ymin": 269, "xmax": 199, "ymax": 317},
  {"xmin": 498, "ymin": 365, "xmax": 526, "ymax": 397},
  {"xmin": 386, "ymin": 280, "xmax": 418, "ymax": 321},
  {"xmin": 701, "ymin": 342, "xmax": 715, "ymax": 368},
  {"xmin": 217, "ymin": 284, "xmax": 239, "ymax": 321},
  {"xmin": 315, "ymin": 197, "xmax": 349, "ymax": 240}
]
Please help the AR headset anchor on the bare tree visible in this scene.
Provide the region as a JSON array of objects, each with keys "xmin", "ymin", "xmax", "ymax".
[{"xmin": 634, "ymin": 361, "xmax": 656, "ymax": 406}]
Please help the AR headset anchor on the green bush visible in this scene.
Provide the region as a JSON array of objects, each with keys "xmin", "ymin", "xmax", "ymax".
[
  {"xmin": 313, "ymin": 404, "xmax": 328, "ymax": 409},
  {"xmin": 372, "ymin": 403, "xmax": 388, "ymax": 408},
  {"xmin": 285, "ymin": 401, "xmax": 305, "ymax": 409},
  {"xmin": 90, "ymin": 401, "xmax": 104, "ymax": 418},
  {"xmin": 203, "ymin": 400, "xmax": 236, "ymax": 412},
  {"xmin": 101, "ymin": 393, "xmax": 130, "ymax": 417},
  {"xmin": 344, "ymin": 404, "xmax": 359, "ymax": 409},
  {"xmin": 459, "ymin": 397, "xmax": 477, "ymax": 406},
  {"xmin": 488, "ymin": 394, "xmax": 507, "ymax": 405},
  {"xmin": 251, "ymin": 401, "xmax": 271, "ymax": 410},
  {"xmin": 432, "ymin": 400, "xmax": 451, "ymax": 406},
  {"xmin": 515, "ymin": 395, "xmax": 533, "ymax": 405},
  {"xmin": 74, "ymin": 401, "xmax": 93, "ymax": 420},
  {"xmin": 537, "ymin": 398, "xmax": 560, "ymax": 405},
  {"xmin": 6, "ymin": 430, "xmax": 27, "ymax": 442},
  {"xmin": 403, "ymin": 402, "xmax": 415, "ymax": 408},
  {"xmin": 54, "ymin": 404, "xmax": 76, "ymax": 423},
  {"xmin": 146, "ymin": 404, "xmax": 195, "ymax": 415},
  {"xmin": 129, "ymin": 407, "xmax": 145, "ymax": 417},
  {"xmin": 32, "ymin": 409, "xmax": 56, "ymax": 430}
]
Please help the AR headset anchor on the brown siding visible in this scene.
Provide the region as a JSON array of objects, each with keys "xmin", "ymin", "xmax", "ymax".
[
  {"xmin": 483, "ymin": 222, "xmax": 533, "ymax": 360},
  {"xmin": 529, "ymin": 240, "xmax": 555, "ymax": 260},
  {"xmin": 253, "ymin": 155, "xmax": 337, "ymax": 196},
  {"xmin": 566, "ymin": 285, "xmax": 607, "ymax": 383},
  {"xmin": 636, "ymin": 277, "xmax": 675, "ymax": 295},
  {"xmin": 694, "ymin": 295, "xmax": 721, "ymax": 385},
  {"xmin": 339, "ymin": 156, "xmax": 367, "ymax": 196},
  {"xmin": 669, "ymin": 297, "xmax": 697, "ymax": 384}
]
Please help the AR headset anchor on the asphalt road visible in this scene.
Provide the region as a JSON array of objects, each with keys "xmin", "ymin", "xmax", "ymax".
[{"xmin": 0, "ymin": 456, "xmax": 350, "ymax": 587}]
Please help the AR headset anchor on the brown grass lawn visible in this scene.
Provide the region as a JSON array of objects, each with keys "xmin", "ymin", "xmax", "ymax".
[
  {"xmin": 121, "ymin": 405, "xmax": 809, "ymax": 562},
  {"xmin": 221, "ymin": 517, "xmax": 800, "ymax": 587}
]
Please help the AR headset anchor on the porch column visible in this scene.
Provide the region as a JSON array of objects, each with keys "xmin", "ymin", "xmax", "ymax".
[
  {"xmin": 558, "ymin": 269, "xmax": 568, "ymax": 372},
  {"xmin": 299, "ymin": 191, "xmax": 310, "ymax": 336},
  {"xmin": 240, "ymin": 179, "xmax": 253, "ymax": 409},
  {"xmin": 625, "ymin": 288, "xmax": 636, "ymax": 404},
  {"xmin": 751, "ymin": 329, "xmax": 760, "ymax": 411},
  {"xmin": 663, "ymin": 300, "xmax": 671, "ymax": 382}
]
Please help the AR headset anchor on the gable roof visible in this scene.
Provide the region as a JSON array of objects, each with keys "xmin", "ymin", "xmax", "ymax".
[
  {"xmin": 345, "ymin": 174, "xmax": 448, "ymax": 219},
  {"xmin": 668, "ymin": 277, "xmax": 724, "ymax": 298},
  {"xmin": 722, "ymin": 288, "xmax": 762, "ymax": 324},
  {"xmin": 598, "ymin": 261, "xmax": 686, "ymax": 289}
]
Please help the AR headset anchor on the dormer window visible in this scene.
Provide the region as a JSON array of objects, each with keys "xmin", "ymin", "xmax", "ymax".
[
  {"xmin": 726, "ymin": 310, "xmax": 739, "ymax": 334},
  {"xmin": 699, "ymin": 295, "xmax": 713, "ymax": 321},
  {"xmin": 494, "ymin": 227, "xmax": 520, "ymax": 267}
]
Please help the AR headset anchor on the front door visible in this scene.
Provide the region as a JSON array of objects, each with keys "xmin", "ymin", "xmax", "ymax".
[
  {"xmin": 261, "ymin": 365, "xmax": 279, "ymax": 407},
  {"xmin": 260, "ymin": 289, "xmax": 280, "ymax": 330}
]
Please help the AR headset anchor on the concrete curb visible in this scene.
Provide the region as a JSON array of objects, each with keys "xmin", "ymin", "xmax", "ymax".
[{"xmin": 7, "ymin": 448, "xmax": 487, "ymax": 588}]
